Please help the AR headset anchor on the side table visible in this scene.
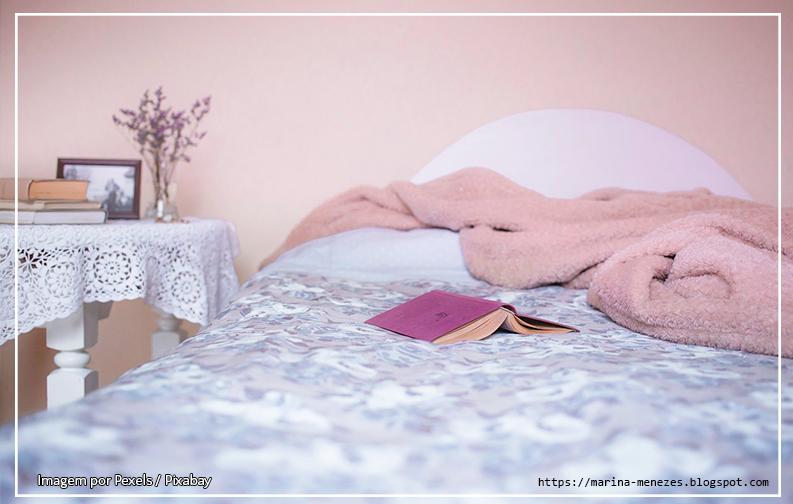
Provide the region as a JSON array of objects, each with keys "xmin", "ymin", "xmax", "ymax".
[{"xmin": 0, "ymin": 218, "xmax": 240, "ymax": 409}]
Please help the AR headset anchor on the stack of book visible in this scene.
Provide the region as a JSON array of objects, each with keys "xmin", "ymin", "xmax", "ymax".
[{"xmin": 0, "ymin": 178, "xmax": 107, "ymax": 224}]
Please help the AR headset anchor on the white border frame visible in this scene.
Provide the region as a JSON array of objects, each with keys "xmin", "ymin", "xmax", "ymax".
[{"xmin": 12, "ymin": 11, "xmax": 783, "ymax": 499}]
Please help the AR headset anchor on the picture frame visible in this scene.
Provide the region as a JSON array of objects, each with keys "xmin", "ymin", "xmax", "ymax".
[{"xmin": 57, "ymin": 158, "xmax": 142, "ymax": 219}]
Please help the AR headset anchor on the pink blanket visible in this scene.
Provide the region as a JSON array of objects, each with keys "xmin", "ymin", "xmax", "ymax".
[{"xmin": 262, "ymin": 168, "xmax": 791, "ymax": 357}]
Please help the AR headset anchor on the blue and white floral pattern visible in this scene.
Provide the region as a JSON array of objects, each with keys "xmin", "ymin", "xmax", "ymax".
[{"xmin": 1, "ymin": 270, "xmax": 790, "ymax": 499}]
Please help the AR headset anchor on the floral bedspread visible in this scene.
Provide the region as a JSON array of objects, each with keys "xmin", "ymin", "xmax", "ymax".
[{"xmin": 1, "ymin": 271, "xmax": 790, "ymax": 499}]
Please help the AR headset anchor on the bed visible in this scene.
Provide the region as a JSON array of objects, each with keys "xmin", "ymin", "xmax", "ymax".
[{"xmin": 1, "ymin": 109, "xmax": 789, "ymax": 500}]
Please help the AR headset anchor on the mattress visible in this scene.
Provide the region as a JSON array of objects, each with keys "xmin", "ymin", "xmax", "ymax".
[{"xmin": 1, "ymin": 229, "xmax": 790, "ymax": 500}]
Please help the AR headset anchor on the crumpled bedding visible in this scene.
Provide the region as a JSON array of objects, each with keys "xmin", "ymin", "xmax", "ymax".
[
  {"xmin": 1, "ymin": 270, "xmax": 789, "ymax": 497},
  {"xmin": 260, "ymin": 168, "xmax": 791, "ymax": 357},
  {"xmin": 588, "ymin": 213, "xmax": 792, "ymax": 356}
]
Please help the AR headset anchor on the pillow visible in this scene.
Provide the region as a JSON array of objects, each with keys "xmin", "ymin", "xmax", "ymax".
[
  {"xmin": 412, "ymin": 108, "xmax": 752, "ymax": 200},
  {"xmin": 262, "ymin": 228, "xmax": 478, "ymax": 284}
]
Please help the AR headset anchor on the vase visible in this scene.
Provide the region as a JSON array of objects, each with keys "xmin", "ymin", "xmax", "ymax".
[{"xmin": 144, "ymin": 169, "xmax": 179, "ymax": 221}]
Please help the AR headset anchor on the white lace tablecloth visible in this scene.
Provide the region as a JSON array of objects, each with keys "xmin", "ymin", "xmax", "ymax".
[{"xmin": 0, "ymin": 218, "xmax": 241, "ymax": 344}]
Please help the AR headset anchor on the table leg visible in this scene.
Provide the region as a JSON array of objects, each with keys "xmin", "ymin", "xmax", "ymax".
[
  {"xmin": 151, "ymin": 309, "xmax": 188, "ymax": 359},
  {"xmin": 44, "ymin": 302, "xmax": 112, "ymax": 409}
]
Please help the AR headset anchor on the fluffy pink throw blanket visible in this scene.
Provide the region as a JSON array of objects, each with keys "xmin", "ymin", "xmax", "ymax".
[{"xmin": 262, "ymin": 168, "xmax": 791, "ymax": 357}]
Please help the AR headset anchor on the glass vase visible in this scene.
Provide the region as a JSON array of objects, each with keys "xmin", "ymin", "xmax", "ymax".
[{"xmin": 144, "ymin": 169, "xmax": 179, "ymax": 222}]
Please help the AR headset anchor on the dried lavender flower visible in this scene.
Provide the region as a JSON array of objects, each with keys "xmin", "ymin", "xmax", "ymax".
[{"xmin": 113, "ymin": 86, "xmax": 211, "ymax": 199}]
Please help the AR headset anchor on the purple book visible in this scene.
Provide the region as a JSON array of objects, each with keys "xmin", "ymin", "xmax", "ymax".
[{"xmin": 366, "ymin": 290, "xmax": 577, "ymax": 345}]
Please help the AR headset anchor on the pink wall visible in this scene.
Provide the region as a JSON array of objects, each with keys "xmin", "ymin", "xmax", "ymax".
[
  {"xmin": 7, "ymin": 13, "xmax": 783, "ymax": 280},
  {"xmin": 0, "ymin": 0, "xmax": 787, "ymax": 419}
]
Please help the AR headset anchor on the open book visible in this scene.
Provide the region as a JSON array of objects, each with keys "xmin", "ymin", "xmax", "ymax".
[{"xmin": 366, "ymin": 290, "xmax": 577, "ymax": 344}]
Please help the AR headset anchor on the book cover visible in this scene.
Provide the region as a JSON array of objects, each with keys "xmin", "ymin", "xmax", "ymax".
[
  {"xmin": 365, "ymin": 290, "xmax": 576, "ymax": 343},
  {"xmin": 0, "ymin": 199, "xmax": 101, "ymax": 211},
  {"xmin": 0, "ymin": 209, "xmax": 107, "ymax": 225},
  {"xmin": 0, "ymin": 178, "xmax": 89, "ymax": 201}
]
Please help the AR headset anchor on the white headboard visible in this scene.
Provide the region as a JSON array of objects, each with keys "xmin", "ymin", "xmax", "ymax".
[{"xmin": 412, "ymin": 109, "xmax": 751, "ymax": 200}]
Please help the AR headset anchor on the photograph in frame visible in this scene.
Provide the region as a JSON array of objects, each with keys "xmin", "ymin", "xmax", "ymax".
[{"xmin": 57, "ymin": 158, "xmax": 142, "ymax": 219}]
